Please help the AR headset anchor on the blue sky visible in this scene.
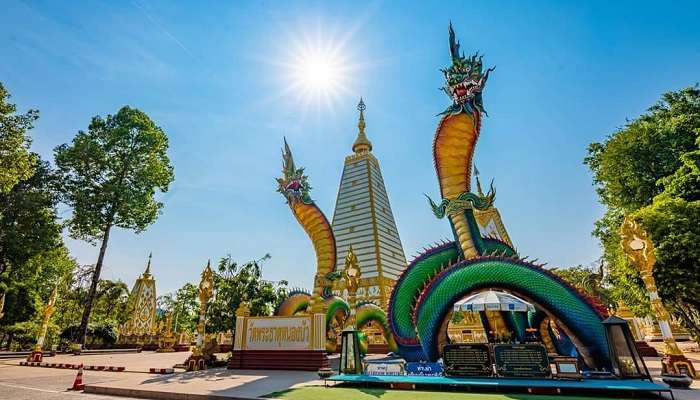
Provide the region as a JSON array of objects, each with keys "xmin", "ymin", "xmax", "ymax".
[{"xmin": 2, "ymin": 1, "xmax": 699, "ymax": 295}]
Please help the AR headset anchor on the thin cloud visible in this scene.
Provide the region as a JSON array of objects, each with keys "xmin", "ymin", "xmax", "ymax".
[{"xmin": 131, "ymin": 0, "xmax": 195, "ymax": 59}]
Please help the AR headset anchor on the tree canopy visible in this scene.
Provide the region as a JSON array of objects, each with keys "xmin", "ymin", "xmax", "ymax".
[
  {"xmin": 550, "ymin": 264, "xmax": 613, "ymax": 308},
  {"xmin": 54, "ymin": 106, "xmax": 174, "ymax": 344},
  {"xmin": 0, "ymin": 160, "xmax": 63, "ymax": 276},
  {"xmin": 55, "ymin": 106, "xmax": 174, "ymax": 242},
  {"xmin": 206, "ymin": 254, "xmax": 287, "ymax": 333},
  {"xmin": 157, "ymin": 255, "xmax": 288, "ymax": 334},
  {"xmin": 0, "ymin": 83, "xmax": 37, "ymax": 194},
  {"xmin": 0, "ymin": 82, "xmax": 77, "ymax": 350},
  {"xmin": 585, "ymin": 85, "xmax": 700, "ymax": 340}
]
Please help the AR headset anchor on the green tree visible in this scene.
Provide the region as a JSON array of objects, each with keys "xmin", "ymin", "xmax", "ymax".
[
  {"xmin": 585, "ymin": 85, "xmax": 700, "ymax": 339},
  {"xmin": 585, "ymin": 86, "xmax": 699, "ymax": 211},
  {"xmin": 206, "ymin": 254, "xmax": 287, "ymax": 333},
  {"xmin": 550, "ymin": 264, "xmax": 613, "ymax": 307},
  {"xmin": 54, "ymin": 106, "xmax": 174, "ymax": 345},
  {"xmin": 91, "ymin": 280, "xmax": 130, "ymax": 326},
  {"xmin": 0, "ymin": 161, "xmax": 63, "ymax": 276},
  {"xmin": 0, "ymin": 247, "xmax": 77, "ymax": 350},
  {"xmin": 157, "ymin": 283, "xmax": 198, "ymax": 333},
  {"xmin": 52, "ymin": 265, "xmax": 132, "ymax": 344},
  {"xmin": 0, "ymin": 82, "xmax": 37, "ymax": 194},
  {"xmin": 0, "ymin": 160, "xmax": 73, "ymax": 349},
  {"xmin": 0, "ymin": 284, "xmax": 36, "ymax": 349}
]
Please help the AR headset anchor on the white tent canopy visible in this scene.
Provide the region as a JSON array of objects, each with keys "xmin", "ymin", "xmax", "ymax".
[{"xmin": 453, "ymin": 290, "xmax": 536, "ymax": 313}]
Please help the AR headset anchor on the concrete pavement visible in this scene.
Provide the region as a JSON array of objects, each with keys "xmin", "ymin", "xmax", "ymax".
[{"xmin": 0, "ymin": 362, "xmax": 140, "ymax": 400}]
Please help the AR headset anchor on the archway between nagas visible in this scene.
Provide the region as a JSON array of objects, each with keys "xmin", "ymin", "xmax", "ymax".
[{"xmin": 438, "ymin": 288, "xmax": 600, "ymax": 369}]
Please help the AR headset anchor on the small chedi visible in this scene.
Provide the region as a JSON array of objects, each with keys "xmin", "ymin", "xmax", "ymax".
[{"xmin": 118, "ymin": 253, "xmax": 158, "ymax": 349}]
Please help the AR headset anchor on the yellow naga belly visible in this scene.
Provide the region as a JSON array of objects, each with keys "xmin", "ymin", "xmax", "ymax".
[
  {"xmin": 292, "ymin": 202, "xmax": 336, "ymax": 294},
  {"xmin": 433, "ymin": 112, "xmax": 480, "ymax": 200}
]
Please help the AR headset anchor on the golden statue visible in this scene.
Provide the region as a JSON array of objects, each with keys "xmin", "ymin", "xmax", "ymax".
[
  {"xmin": 342, "ymin": 246, "xmax": 361, "ymax": 328},
  {"xmin": 156, "ymin": 314, "xmax": 176, "ymax": 352},
  {"xmin": 28, "ymin": 285, "xmax": 58, "ymax": 362}
]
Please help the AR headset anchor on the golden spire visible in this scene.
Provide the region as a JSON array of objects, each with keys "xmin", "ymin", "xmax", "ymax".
[
  {"xmin": 352, "ymin": 98, "xmax": 373, "ymax": 154},
  {"xmin": 143, "ymin": 252, "xmax": 153, "ymax": 278}
]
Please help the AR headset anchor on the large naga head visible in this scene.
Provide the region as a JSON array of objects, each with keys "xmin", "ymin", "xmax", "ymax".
[
  {"xmin": 441, "ymin": 23, "xmax": 494, "ymax": 115},
  {"xmin": 276, "ymin": 138, "xmax": 312, "ymax": 205}
]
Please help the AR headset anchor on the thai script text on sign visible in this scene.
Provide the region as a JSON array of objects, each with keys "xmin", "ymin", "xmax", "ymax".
[
  {"xmin": 405, "ymin": 362, "xmax": 443, "ymax": 376},
  {"xmin": 364, "ymin": 362, "xmax": 404, "ymax": 376},
  {"xmin": 245, "ymin": 317, "xmax": 311, "ymax": 350}
]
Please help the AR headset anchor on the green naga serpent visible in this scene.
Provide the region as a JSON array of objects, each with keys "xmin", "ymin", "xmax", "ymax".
[
  {"xmin": 387, "ymin": 24, "xmax": 611, "ymax": 369},
  {"xmin": 275, "ymin": 139, "xmax": 398, "ymax": 354}
]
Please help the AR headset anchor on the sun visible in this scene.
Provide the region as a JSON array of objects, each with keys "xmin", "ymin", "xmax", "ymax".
[
  {"xmin": 287, "ymin": 44, "xmax": 350, "ymax": 111},
  {"xmin": 274, "ymin": 24, "xmax": 358, "ymax": 113},
  {"xmin": 295, "ymin": 54, "xmax": 337, "ymax": 92}
]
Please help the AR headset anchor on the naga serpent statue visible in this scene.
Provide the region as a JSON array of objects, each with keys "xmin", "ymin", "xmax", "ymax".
[
  {"xmin": 386, "ymin": 24, "xmax": 611, "ymax": 369},
  {"xmin": 275, "ymin": 139, "xmax": 398, "ymax": 353}
]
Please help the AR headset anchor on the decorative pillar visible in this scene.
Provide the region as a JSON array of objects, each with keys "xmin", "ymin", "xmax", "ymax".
[
  {"xmin": 342, "ymin": 246, "xmax": 361, "ymax": 329},
  {"xmin": 187, "ymin": 260, "xmax": 214, "ymax": 371},
  {"xmin": 28, "ymin": 286, "xmax": 58, "ymax": 362},
  {"xmin": 228, "ymin": 302, "xmax": 250, "ymax": 369},
  {"xmin": 620, "ymin": 217, "xmax": 696, "ymax": 378}
]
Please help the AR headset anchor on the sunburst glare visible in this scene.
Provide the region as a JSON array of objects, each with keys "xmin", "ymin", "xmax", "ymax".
[{"xmin": 275, "ymin": 23, "xmax": 359, "ymax": 115}]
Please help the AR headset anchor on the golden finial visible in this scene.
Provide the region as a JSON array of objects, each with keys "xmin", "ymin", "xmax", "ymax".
[
  {"xmin": 352, "ymin": 98, "xmax": 373, "ymax": 154},
  {"xmin": 143, "ymin": 252, "xmax": 153, "ymax": 278},
  {"xmin": 203, "ymin": 259, "xmax": 213, "ymax": 278}
]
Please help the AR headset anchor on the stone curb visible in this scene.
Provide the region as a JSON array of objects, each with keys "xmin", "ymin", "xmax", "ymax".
[
  {"xmin": 84, "ymin": 385, "xmax": 261, "ymax": 400},
  {"xmin": 19, "ymin": 361, "xmax": 125, "ymax": 372},
  {"xmin": 149, "ymin": 368, "xmax": 175, "ymax": 374}
]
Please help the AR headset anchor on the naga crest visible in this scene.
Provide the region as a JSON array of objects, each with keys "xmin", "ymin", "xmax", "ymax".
[
  {"xmin": 441, "ymin": 23, "xmax": 494, "ymax": 115},
  {"xmin": 426, "ymin": 181, "xmax": 496, "ymax": 219},
  {"xmin": 276, "ymin": 138, "xmax": 312, "ymax": 205}
]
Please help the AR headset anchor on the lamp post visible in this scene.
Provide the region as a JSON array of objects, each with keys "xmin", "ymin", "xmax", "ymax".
[
  {"xmin": 187, "ymin": 260, "xmax": 214, "ymax": 371},
  {"xmin": 620, "ymin": 216, "xmax": 696, "ymax": 378},
  {"xmin": 602, "ymin": 316, "xmax": 651, "ymax": 380},
  {"xmin": 28, "ymin": 285, "xmax": 58, "ymax": 362}
]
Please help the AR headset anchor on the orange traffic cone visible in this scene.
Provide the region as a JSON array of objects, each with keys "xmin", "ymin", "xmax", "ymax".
[{"xmin": 68, "ymin": 363, "xmax": 85, "ymax": 391}]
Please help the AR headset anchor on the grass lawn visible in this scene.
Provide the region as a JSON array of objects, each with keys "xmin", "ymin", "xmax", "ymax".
[{"xmin": 264, "ymin": 386, "xmax": 630, "ymax": 400}]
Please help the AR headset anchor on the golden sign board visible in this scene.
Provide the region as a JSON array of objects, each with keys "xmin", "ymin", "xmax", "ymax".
[{"xmin": 244, "ymin": 316, "xmax": 312, "ymax": 350}]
